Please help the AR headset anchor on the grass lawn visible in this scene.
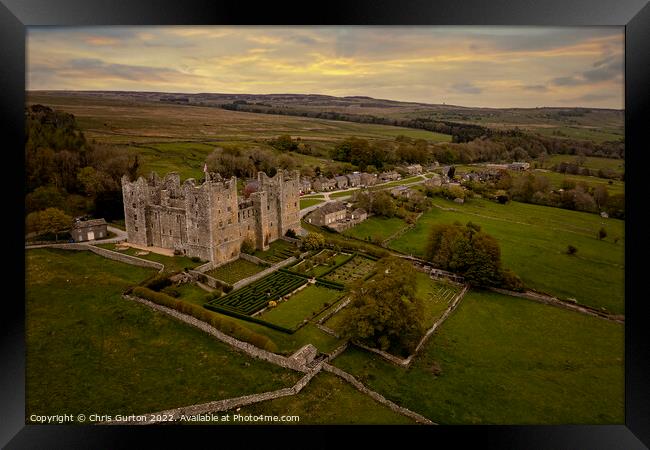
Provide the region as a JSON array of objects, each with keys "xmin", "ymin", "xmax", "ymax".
[
  {"xmin": 321, "ymin": 255, "xmax": 377, "ymax": 285},
  {"xmin": 175, "ymin": 282, "xmax": 212, "ymax": 306},
  {"xmin": 300, "ymin": 198, "xmax": 325, "ymax": 209},
  {"xmin": 223, "ymin": 372, "xmax": 416, "ymax": 424},
  {"xmin": 291, "ymin": 249, "xmax": 351, "ymax": 277},
  {"xmin": 332, "ymin": 289, "xmax": 624, "ymax": 424},
  {"xmin": 388, "ymin": 198, "xmax": 625, "ymax": 314},
  {"xmin": 206, "ymin": 258, "xmax": 266, "ymax": 284},
  {"xmin": 331, "ymin": 189, "xmax": 359, "ymax": 198},
  {"xmin": 302, "ymin": 194, "xmax": 325, "ymax": 199},
  {"xmin": 370, "ymin": 176, "xmax": 422, "ymax": 190},
  {"xmin": 26, "ymin": 248, "xmax": 300, "ymax": 420},
  {"xmin": 94, "ymin": 243, "xmax": 204, "ymax": 273},
  {"xmin": 343, "ymin": 216, "xmax": 407, "ymax": 242},
  {"xmin": 258, "ymin": 285, "xmax": 345, "ymax": 329},
  {"xmin": 252, "ymin": 239, "xmax": 297, "ymax": 263}
]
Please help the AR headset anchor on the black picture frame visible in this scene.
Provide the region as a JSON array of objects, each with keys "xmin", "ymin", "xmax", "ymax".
[{"xmin": 2, "ymin": 1, "xmax": 649, "ymax": 448}]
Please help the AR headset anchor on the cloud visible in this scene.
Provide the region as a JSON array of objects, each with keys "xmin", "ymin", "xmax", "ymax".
[
  {"xmin": 64, "ymin": 58, "xmax": 185, "ymax": 82},
  {"xmin": 520, "ymin": 84, "xmax": 548, "ymax": 92},
  {"xmin": 450, "ymin": 82, "xmax": 482, "ymax": 94},
  {"xmin": 551, "ymin": 56, "xmax": 622, "ymax": 86}
]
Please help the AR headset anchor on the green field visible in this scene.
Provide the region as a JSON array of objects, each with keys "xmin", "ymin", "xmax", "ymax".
[
  {"xmin": 251, "ymin": 239, "xmax": 297, "ymax": 263},
  {"xmin": 224, "ymin": 372, "xmax": 416, "ymax": 424},
  {"xmin": 370, "ymin": 176, "xmax": 423, "ymax": 190},
  {"xmin": 94, "ymin": 243, "xmax": 204, "ymax": 273},
  {"xmin": 343, "ymin": 216, "xmax": 408, "ymax": 242},
  {"xmin": 542, "ymin": 155, "xmax": 624, "ymax": 174},
  {"xmin": 300, "ymin": 198, "xmax": 325, "ymax": 209},
  {"xmin": 332, "ymin": 289, "xmax": 623, "ymax": 424},
  {"xmin": 206, "ymin": 258, "xmax": 266, "ymax": 284},
  {"xmin": 174, "ymin": 282, "xmax": 212, "ymax": 306},
  {"xmin": 258, "ymin": 285, "xmax": 344, "ymax": 329},
  {"xmin": 302, "ymin": 194, "xmax": 325, "ymax": 199},
  {"xmin": 26, "ymin": 249, "xmax": 300, "ymax": 419},
  {"xmin": 532, "ymin": 169, "xmax": 625, "ymax": 196},
  {"xmin": 388, "ymin": 198, "xmax": 624, "ymax": 314}
]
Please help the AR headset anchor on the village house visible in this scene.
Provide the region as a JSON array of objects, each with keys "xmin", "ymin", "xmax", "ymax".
[
  {"xmin": 334, "ymin": 175, "xmax": 349, "ymax": 189},
  {"xmin": 71, "ymin": 218, "xmax": 108, "ymax": 242},
  {"xmin": 424, "ymin": 174, "xmax": 443, "ymax": 187},
  {"xmin": 390, "ymin": 185, "xmax": 414, "ymax": 199},
  {"xmin": 300, "ymin": 177, "xmax": 312, "ymax": 194},
  {"xmin": 508, "ymin": 162, "xmax": 531, "ymax": 171},
  {"xmin": 350, "ymin": 208, "xmax": 368, "ymax": 222},
  {"xmin": 346, "ymin": 173, "xmax": 361, "ymax": 187},
  {"xmin": 305, "ymin": 201, "xmax": 347, "ymax": 226},
  {"xmin": 312, "ymin": 177, "xmax": 337, "ymax": 192},
  {"xmin": 379, "ymin": 171, "xmax": 400, "ymax": 182},
  {"xmin": 359, "ymin": 172, "xmax": 378, "ymax": 186},
  {"xmin": 405, "ymin": 164, "xmax": 423, "ymax": 175}
]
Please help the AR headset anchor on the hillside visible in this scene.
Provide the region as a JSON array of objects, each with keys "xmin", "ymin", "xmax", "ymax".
[{"xmin": 29, "ymin": 90, "xmax": 624, "ymax": 144}]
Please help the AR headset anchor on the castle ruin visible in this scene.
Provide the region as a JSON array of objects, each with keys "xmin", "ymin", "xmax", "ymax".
[{"xmin": 121, "ymin": 170, "xmax": 301, "ymax": 265}]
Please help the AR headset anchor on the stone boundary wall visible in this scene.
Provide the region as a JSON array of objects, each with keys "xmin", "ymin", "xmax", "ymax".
[
  {"xmin": 488, "ymin": 287, "xmax": 624, "ymax": 323},
  {"xmin": 123, "ymin": 294, "xmax": 307, "ymax": 373},
  {"xmin": 239, "ymin": 253, "xmax": 268, "ymax": 266},
  {"xmin": 315, "ymin": 323, "xmax": 340, "ymax": 338},
  {"xmin": 353, "ymin": 285, "xmax": 469, "ymax": 368},
  {"xmin": 326, "ymin": 342, "xmax": 348, "ymax": 361},
  {"xmin": 103, "ymin": 367, "xmax": 322, "ymax": 425},
  {"xmin": 193, "ymin": 261, "xmax": 215, "ymax": 273},
  {"xmin": 26, "ymin": 243, "xmax": 164, "ymax": 272},
  {"xmin": 232, "ymin": 256, "xmax": 297, "ymax": 290},
  {"xmin": 280, "ymin": 236, "xmax": 301, "ymax": 245},
  {"xmin": 317, "ymin": 297, "xmax": 351, "ymax": 325},
  {"xmin": 188, "ymin": 270, "xmax": 228, "ymax": 290},
  {"xmin": 322, "ymin": 363, "xmax": 434, "ymax": 425}
]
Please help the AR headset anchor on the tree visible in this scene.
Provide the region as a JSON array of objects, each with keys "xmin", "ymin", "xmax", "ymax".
[
  {"xmin": 25, "ymin": 185, "xmax": 66, "ymax": 213},
  {"xmin": 300, "ymin": 232, "xmax": 325, "ymax": 251},
  {"xmin": 567, "ymin": 245, "xmax": 578, "ymax": 255},
  {"xmin": 240, "ymin": 238, "xmax": 255, "ymax": 254},
  {"xmin": 338, "ymin": 257, "xmax": 425, "ymax": 355},
  {"xmin": 598, "ymin": 227, "xmax": 607, "ymax": 240},
  {"xmin": 26, "ymin": 208, "xmax": 72, "ymax": 241},
  {"xmin": 593, "ymin": 185, "xmax": 609, "ymax": 210}
]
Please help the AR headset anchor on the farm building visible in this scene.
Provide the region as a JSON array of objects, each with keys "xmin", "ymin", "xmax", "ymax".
[
  {"xmin": 390, "ymin": 185, "xmax": 414, "ymax": 199},
  {"xmin": 71, "ymin": 218, "xmax": 108, "ymax": 242},
  {"xmin": 360, "ymin": 172, "xmax": 378, "ymax": 186}
]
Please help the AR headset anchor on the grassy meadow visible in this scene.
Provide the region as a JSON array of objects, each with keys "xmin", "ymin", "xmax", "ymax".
[
  {"xmin": 388, "ymin": 197, "xmax": 624, "ymax": 314},
  {"xmin": 333, "ymin": 289, "xmax": 624, "ymax": 424},
  {"xmin": 26, "ymin": 248, "xmax": 300, "ymax": 420}
]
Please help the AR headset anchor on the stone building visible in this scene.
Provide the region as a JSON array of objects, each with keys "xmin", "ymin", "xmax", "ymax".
[
  {"xmin": 390, "ymin": 185, "xmax": 414, "ymax": 199},
  {"xmin": 312, "ymin": 177, "xmax": 336, "ymax": 192},
  {"xmin": 406, "ymin": 164, "xmax": 423, "ymax": 175},
  {"xmin": 305, "ymin": 201, "xmax": 347, "ymax": 226},
  {"xmin": 359, "ymin": 172, "xmax": 378, "ymax": 186},
  {"xmin": 71, "ymin": 218, "xmax": 108, "ymax": 242},
  {"xmin": 379, "ymin": 171, "xmax": 400, "ymax": 182},
  {"xmin": 334, "ymin": 175, "xmax": 349, "ymax": 189},
  {"xmin": 346, "ymin": 173, "xmax": 361, "ymax": 187},
  {"xmin": 121, "ymin": 170, "xmax": 301, "ymax": 266}
]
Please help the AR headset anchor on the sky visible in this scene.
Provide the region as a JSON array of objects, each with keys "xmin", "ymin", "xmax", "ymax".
[{"xmin": 27, "ymin": 26, "xmax": 624, "ymax": 109}]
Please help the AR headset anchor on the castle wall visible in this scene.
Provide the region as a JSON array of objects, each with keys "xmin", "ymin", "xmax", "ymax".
[{"xmin": 121, "ymin": 170, "xmax": 301, "ymax": 266}]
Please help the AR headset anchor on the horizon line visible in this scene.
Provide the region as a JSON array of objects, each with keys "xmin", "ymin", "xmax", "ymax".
[{"xmin": 26, "ymin": 89, "xmax": 625, "ymax": 112}]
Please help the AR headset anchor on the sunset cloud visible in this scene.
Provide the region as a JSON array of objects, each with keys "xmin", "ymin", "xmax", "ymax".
[{"xmin": 27, "ymin": 26, "xmax": 624, "ymax": 109}]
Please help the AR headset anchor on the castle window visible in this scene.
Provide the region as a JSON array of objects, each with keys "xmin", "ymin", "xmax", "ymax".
[
  {"xmin": 294, "ymin": 202, "xmax": 297, "ymax": 208},
  {"xmin": 219, "ymin": 221, "xmax": 223, "ymax": 227},
  {"xmin": 228, "ymin": 219, "xmax": 232, "ymax": 224},
  {"xmin": 227, "ymin": 206, "xmax": 232, "ymax": 212},
  {"xmin": 134, "ymin": 214, "xmax": 137, "ymax": 221},
  {"xmin": 132, "ymin": 203, "xmax": 136, "ymax": 209},
  {"xmin": 135, "ymin": 226, "xmax": 138, "ymax": 232}
]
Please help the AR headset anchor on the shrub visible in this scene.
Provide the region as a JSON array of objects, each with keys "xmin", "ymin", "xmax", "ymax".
[
  {"xmin": 173, "ymin": 249, "xmax": 182, "ymax": 256},
  {"xmin": 190, "ymin": 256, "xmax": 202, "ymax": 263},
  {"xmin": 240, "ymin": 238, "xmax": 255, "ymax": 254},
  {"xmin": 567, "ymin": 245, "xmax": 578, "ymax": 255},
  {"xmin": 285, "ymin": 228, "xmax": 297, "ymax": 239},
  {"xmin": 499, "ymin": 268, "xmax": 525, "ymax": 292},
  {"xmin": 145, "ymin": 274, "xmax": 172, "ymax": 291},
  {"xmin": 161, "ymin": 286, "xmax": 181, "ymax": 298}
]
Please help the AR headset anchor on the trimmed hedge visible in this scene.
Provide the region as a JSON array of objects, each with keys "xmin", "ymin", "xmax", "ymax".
[
  {"xmin": 131, "ymin": 287, "xmax": 278, "ymax": 352},
  {"xmin": 314, "ymin": 279, "xmax": 345, "ymax": 291},
  {"xmin": 203, "ymin": 303, "xmax": 295, "ymax": 334}
]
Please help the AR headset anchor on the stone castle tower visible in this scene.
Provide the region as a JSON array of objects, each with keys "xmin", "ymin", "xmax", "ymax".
[{"xmin": 121, "ymin": 170, "xmax": 301, "ymax": 265}]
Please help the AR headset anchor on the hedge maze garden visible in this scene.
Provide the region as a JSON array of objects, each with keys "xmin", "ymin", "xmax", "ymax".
[{"xmin": 205, "ymin": 271, "xmax": 308, "ymax": 316}]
